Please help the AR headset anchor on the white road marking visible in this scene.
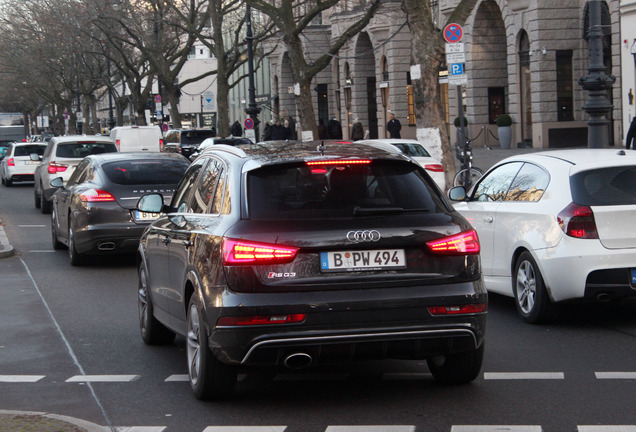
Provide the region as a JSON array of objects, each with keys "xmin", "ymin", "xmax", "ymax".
[
  {"xmin": 114, "ymin": 428, "xmax": 166, "ymax": 432},
  {"xmin": 164, "ymin": 374, "xmax": 188, "ymax": 382},
  {"xmin": 579, "ymin": 427, "xmax": 636, "ymax": 432},
  {"xmin": 66, "ymin": 375, "xmax": 139, "ymax": 382},
  {"xmin": 28, "ymin": 250, "xmax": 55, "ymax": 253},
  {"xmin": 18, "ymin": 225, "xmax": 46, "ymax": 228},
  {"xmin": 595, "ymin": 372, "xmax": 636, "ymax": 379},
  {"xmin": 452, "ymin": 427, "xmax": 542, "ymax": 432},
  {"xmin": 203, "ymin": 428, "xmax": 287, "ymax": 432},
  {"xmin": 0, "ymin": 375, "xmax": 45, "ymax": 382},
  {"xmin": 483, "ymin": 372, "xmax": 564, "ymax": 380}
]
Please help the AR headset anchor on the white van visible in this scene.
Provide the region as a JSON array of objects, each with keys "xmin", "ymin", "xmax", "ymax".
[{"xmin": 109, "ymin": 126, "xmax": 163, "ymax": 152}]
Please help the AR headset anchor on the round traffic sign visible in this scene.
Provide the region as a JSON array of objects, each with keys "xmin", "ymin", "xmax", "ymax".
[
  {"xmin": 244, "ymin": 118, "xmax": 254, "ymax": 130},
  {"xmin": 443, "ymin": 23, "xmax": 463, "ymax": 43},
  {"xmin": 154, "ymin": 94, "xmax": 162, "ymax": 103},
  {"xmin": 161, "ymin": 122, "xmax": 169, "ymax": 132}
]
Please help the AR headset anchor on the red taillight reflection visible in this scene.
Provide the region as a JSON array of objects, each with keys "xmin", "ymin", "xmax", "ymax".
[
  {"xmin": 115, "ymin": 139, "xmax": 121, "ymax": 151},
  {"xmin": 306, "ymin": 159, "xmax": 371, "ymax": 166},
  {"xmin": 427, "ymin": 229, "xmax": 480, "ymax": 255},
  {"xmin": 159, "ymin": 139, "xmax": 164, "ymax": 152},
  {"xmin": 47, "ymin": 162, "xmax": 68, "ymax": 174},
  {"xmin": 428, "ymin": 304, "xmax": 487, "ymax": 316},
  {"xmin": 424, "ymin": 164, "xmax": 444, "ymax": 172},
  {"xmin": 7, "ymin": 158, "xmax": 15, "ymax": 167},
  {"xmin": 79, "ymin": 189, "xmax": 116, "ymax": 203},
  {"xmin": 557, "ymin": 202, "xmax": 598, "ymax": 239},
  {"xmin": 216, "ymin": 314, "xmax": 306, "ymax": 327},
  {"xmin": 222, "ymin": 238, "xmax": 299, "ymax": 265}
]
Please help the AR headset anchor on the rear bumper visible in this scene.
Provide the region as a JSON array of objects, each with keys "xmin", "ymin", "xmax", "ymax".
[
  {"xmin": 7, "ymin": 173, "xmax": 34, "ymax": 182},
  {"xmin": 74, "ymin": 223, "xmax": 148, "ymax": 255}
]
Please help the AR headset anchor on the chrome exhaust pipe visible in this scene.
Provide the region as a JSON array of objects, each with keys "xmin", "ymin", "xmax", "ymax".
[
  {"xmin": 283, "ymin": 353, "xmax": 312, "ymax": 369},
  {"xmin": 98, "ymin": 242, "xmax": 116, "ymax": 251}
]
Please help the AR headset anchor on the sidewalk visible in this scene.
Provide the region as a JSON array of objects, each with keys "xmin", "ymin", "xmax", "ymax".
[
  {"xmin": 0, "ymin": 410, "xmax": 105, "ymax": 432},
  {"xmin": 0, "ymin": 219, "xmax": 14, "ymax": 258}
]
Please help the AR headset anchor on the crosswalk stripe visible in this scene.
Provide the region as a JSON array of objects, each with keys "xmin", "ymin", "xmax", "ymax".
[
  {"xmin": 483, "ymin": 372, "xmax": 564, "ymax": 380},
  {"xmin": 451, "ymin": 427, "xmax": 542, "ymax": 432},
  {"xmin": 326, "ymin": 427, "xmax": 415, "ymax": 432},
  {"xmin": 0, "ymin": 375, "xmax": 45, "ymax": 382},
  {"xmin": 203, "ymin": 427, "xmax": 286, "ymax": 432},
  {"xmin": 595, "ymin": 372, "xmax": 636, "ymax": 379},
  {"xmin": 578, "ymin": 427, "xmax": 636, "ymax": 431},
  {"xmin": 66, "ymin": 375, "xmax": 139, "ymax": 382}
]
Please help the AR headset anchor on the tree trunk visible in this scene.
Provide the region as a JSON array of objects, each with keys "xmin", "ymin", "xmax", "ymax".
[
  {"xmin": 163, "ymin": 81, "xmax": 182, "ymax": 129},
  {"xmin": 286, "ymin": 34, "xmax": 318, "ymax": 139}
]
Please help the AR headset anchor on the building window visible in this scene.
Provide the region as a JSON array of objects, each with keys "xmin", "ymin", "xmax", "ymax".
[
  {"xmin": 406, "ymin": 72, "xmax": 415, "ymax": 126},
  {"xmin": 556, "ymin": 50, "xmax": 573, "ymax": 122}
]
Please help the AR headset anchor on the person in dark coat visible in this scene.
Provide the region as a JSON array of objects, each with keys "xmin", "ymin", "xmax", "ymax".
[
  {"xmin": 282, "ymin": 119, "xmax": 292, "ymax": 140},
  {"xmin": 230, "ymin": 120, "xmax": 242, "ymax": 137},
  {"xmin": 287, "ymin": 116, "xmax": 297, "ymax": 140},
  {"xmin": 327, "ymin": 116, "xmax": 343, "ymax": 139},
  {"xmin": 386, "ymin": 113, "xmax": 401, "ymax": 139},
  {"xmin": 626, "ymin": 116, "xmax": 636, "ymax": 150},
  {"xmin": 351, "ymin": 118, "xmax": 364, "ymax": 141},
  {"xmin": 318, "ymin": 119, "xmax": 327, "ymax": 139},
  {"xmin": 270, "ymin": 120, "xmax": 283, "ymax": 140},
  {"xmin": 263, "ymin": 122, "xmax": 272, "ymax": 141}
]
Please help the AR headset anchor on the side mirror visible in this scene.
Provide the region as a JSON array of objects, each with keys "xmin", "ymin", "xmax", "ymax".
[
  {"xmin": 50, "ymin": 177, "xmax": 64, "ymax": 188},
  {"xmin": 448, "ymin": 186, "xmax": 467, "ymax": 201},
  {"xmin": 137, "ymin": 193, "xmax": 165, "ymax": 213}
]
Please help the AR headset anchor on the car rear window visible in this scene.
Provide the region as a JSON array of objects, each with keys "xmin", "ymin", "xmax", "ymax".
[
  {"xmin": 102, "ymin": 159, "xmax": 189, "ymax": 185},
  {"xmin": 571, "ymin": 166, "xmax": 636, "ymax": 206},
  {"xmin": 247, "ymin": 160, "xmax": 447, "ymax": 219},
  {"xmin": 15, "ymin": 145, "xmax": 46, "ymax": 157},
  {"xmin": 56, "ymin": 142, "xmax": 117, "ymax": 158},
  {"xmin": 180, "ymin": 130, "xmax": 216, "ymax": 145},
  {"xmin": 392, "ymin": 143, "xmax": 431, "ymax": 157}
]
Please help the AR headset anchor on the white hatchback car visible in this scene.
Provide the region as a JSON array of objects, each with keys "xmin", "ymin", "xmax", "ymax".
[
  {"xmin": 357, "ymin": 139, "xmax": 446, "ymax": 190},
  {"xmin": 449, "ymin": 149, "xmax": 636, "ymax": 323},
  {"xmin": 0, "ymin": 142, "xmax": 47, "ymax": 186}
]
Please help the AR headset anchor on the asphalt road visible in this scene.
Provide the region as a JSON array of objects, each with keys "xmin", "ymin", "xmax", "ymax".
[{"xmin": 2, "ymin": 148, "xmax": 636, "ymax": 432}]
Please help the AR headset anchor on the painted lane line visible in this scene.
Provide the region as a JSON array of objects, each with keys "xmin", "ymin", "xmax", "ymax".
[
  {"xmin": 452, "ymin": 427, "xmax": 542, "ymax": 432},
  {"xmin": 66, "ymin": 375, "xmax": 139, "ymax": 382},
  {"xmin": 18, "ymin": 225, "xmax": 46, "ymax": 228},
  {"xmin": 0, "ymin": 375, "xmax": 45, "ymax": 382},
  {"xmin": 203, "ymin": 427, "xmax": 287, "ymax": 432},
  {"xmin": 595, "ymin": 372, "xmax": 636, "ymax": 379},
  {"xmin": 483, "ymin": 372, "xmax": 564, "ymax": 380},
  {"xmin": 165, "ymin": 374, "xmax": 189, "ymax": 382},
  {"xmin": 326, "ymin": 427, "xmax": 415, "ymax": 432},
  {"xmin": 28, "ymin": 250, "xmax": 56, "ymax": 253},
  {"xmin": 114, "ymin": 428, "xmax": 167, "ymax": 432},
  {"xmin": 579, "ymin": 427, "xmax": 636, "ymax": 432}
]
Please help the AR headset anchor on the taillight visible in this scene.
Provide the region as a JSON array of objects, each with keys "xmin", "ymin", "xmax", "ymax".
[
  {"xmin": 159, "ymin": 139, "xmax": 164, "ymax": 152},
  {"xmin": 216, "ymin": 314, "xmax": 306, "ymax": 327},
  {"xmin": 47, "ymin": 161, "xmax": 68, "ymax": 174},
  {"xmin": 116, "ymin": 139, "xmax": 121, "ymax": 151},
  {"xmin": 427, "ymin": 229, "xmax": 480, "ymax": 255},
  {"xmin": 424, "ymin": 164, "xmax": 444, "ymax": 172},
  {"xmin": 306, "ymin": 159, "xmax": 371, "ymax": 166},
  {"xmin": 222, "ymin": 238, "xmax": 298, "ymax": 265},
  {"xmin": 7, "ymin": 158, "xmax": 14, "ymax": 167},
  {"xmin": 428, "ymin": 303, "xmax": 487, "ymax": 316},
  {"xmin": 557, "ymin": 202, "xmax": 598, "ymax": 239},
  {"xmin": 79, "ymin": 189, "xmax": 116, "ymax": 203}
]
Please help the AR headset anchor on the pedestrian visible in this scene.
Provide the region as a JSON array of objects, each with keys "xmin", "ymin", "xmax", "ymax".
[
  {"xmin": 263, "ymin": 121, "xmax": 272, "ymax": 141},
  {"xmin": 230, "ymin": 120, "xmax": 242, "ymax": 137},
  {"xmin": 626, "ymin": 116, "xmax": 636, "ymax": 150},
  {"xmin": 271, "ymin": 119, "xmax": 283, "ymax": 140},
  {"xmin": 318, "ymin": 119, "xmax": 327, "ymax": 139},
  {"xmin": 282, "ymin": 119, "xmax": 292, "ymax": 140},
  {"xmin": 327, "ymin": 116, "xmax": 343, "ymax": 139},
  {"xmin": 287, "ymin": 116, "xmax": 297, "ymax": 140},
  {"xmin": 351, "ymin": 118, "xmax": 364, "ymax": 141},
  {"xmin": 386, "ymin": 113, "xmax": 401, "ymax": 139}
]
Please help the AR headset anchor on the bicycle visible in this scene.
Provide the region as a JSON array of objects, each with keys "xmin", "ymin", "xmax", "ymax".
[{"xmin": 453, "ymin": 139, "xmax": 484, "ymax": 189}]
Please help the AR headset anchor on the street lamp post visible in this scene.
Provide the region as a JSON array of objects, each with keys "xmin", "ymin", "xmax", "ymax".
[
  {"xmin": 578, "ymin": 0, "xmax": 615, "ymax": 148},
  {"xmin": 107, "ymin": 58, "xmax": 116, "ymax": 130},
  {"xmin": 244, "ymin": 4, "xmax": 261, "ymax": 141}
]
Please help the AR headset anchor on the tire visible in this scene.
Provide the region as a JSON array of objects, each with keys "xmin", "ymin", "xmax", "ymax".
[
  {"xmin": 40, "ymin": 187, "xmax": 52, "ymax": 214},
  {"xmin": 187, "ymin": 295, "xmax": 237, "ymax": 400},
  {"xmin": 68, "ymin": 222, "xmax": 84, "ymax": 266},
  {"xmin": 138, "ymin": 263, "xmax": 175, "ymax": 345},
  {"xmin": 5, "ymin": 177, "xmax": 12, "ymax": 187},
  {"xmin": 513, "ymin": 251, "xmax": 558, "ymax": 324},
  {"xmin": 34, "ymin": 188, "xmax": 41, "ymax": 209},
  {"xmin": 428, "ymin": 343, "xmax": 484, "ymax": 385},
  {"xmin": 51, "ymin": 208, "xmax": 64, "ymax": 250},
  {"xmin": 453, "ymin": 167, "xmax": 484, "ymax": 188}
]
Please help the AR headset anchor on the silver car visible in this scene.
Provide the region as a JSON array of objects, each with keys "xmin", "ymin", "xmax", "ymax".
[{"xmin": 33, "ymin": 135, "xmax": 117, "ymax": 213}]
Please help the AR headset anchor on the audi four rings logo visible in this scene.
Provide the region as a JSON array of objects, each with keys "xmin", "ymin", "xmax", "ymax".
[{"xmin": 346, "ymin": 230, "xmax": 381, "ymax": 243}]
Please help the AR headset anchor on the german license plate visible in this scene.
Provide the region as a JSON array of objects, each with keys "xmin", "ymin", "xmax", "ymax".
[
  {"xmin": 320, "ymin": 249, "xmax": 406, "ymax": 272},
  {"xmin": 631, "ymin": 269, "xmax": 636, "ymax": 285},
  {"xmin": 133, "ymin": 210, "xmax": 160, "ymax": 222},
  {"xmin": 25, "ymin": 160, "xmax": 38, "ymax": 165}
]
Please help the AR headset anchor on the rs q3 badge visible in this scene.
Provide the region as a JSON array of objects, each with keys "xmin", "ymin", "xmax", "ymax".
[{"xmin": 268, "ymin": 272, "xmax": 297, "ymax": 279}]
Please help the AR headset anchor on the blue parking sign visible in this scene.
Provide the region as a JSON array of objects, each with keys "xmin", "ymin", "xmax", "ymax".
[{"xmin": 450, "ymin": 63, "xmax": 464, "ymax": 75}]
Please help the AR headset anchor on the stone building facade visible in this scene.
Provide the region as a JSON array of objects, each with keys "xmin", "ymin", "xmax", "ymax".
[{"xmin": 265, "ymin": 0, "xmax": 621, "ymax": 148}]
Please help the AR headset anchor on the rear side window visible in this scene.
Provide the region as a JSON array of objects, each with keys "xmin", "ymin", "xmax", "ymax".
[
  {"xmin": 247, "ymin": 160, "xmax": 447, "ymax": 220},
  {"xmin": 15, "ymin": 145, "xmax": 46, "ymax": 157},
  {"xmin": 102, "ymin": 159, "xmax": 189, "ymax": 185},
  {"xmin": 393, "ymin": 143, "xmax": 431, "ymax": 157},
  {"xmin": 571, "ymin": 166, "xmax": 636, "ymax": 206},
  {"xmin": 56, "ymin": 142, "xmax": 117, "ymax": 158}
]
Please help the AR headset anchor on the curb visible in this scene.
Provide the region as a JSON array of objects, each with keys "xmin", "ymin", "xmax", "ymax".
[
  {"xmin": 0, "ymin": 219, "xmax": 14, "ymax": 258},
  {"xmin": 0, "ymin": 410, "xmax": 108, "ymax": 432}
]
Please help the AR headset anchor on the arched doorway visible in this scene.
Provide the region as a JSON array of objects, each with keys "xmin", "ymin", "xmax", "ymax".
[
  {"xmin": 353, "ymin": 32, "xmax": 378, "ymax": 139},
  {"xmin": 518, "ymin": 30, "xmax": 533, "ymax": 144}
]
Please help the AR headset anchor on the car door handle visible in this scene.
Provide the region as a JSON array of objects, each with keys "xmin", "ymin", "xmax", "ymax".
[
  {"xmin": 161, "ymin": 237, "xmax": 171, "ymax": 245},
  {"xmin": 483, "ymin": 216, "xmax": 494, "ymax": 223}
]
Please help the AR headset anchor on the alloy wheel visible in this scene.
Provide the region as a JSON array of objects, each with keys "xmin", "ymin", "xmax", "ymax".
[{"xmin": 516, "ymin": 260, "xmax": 537, "ymax": 315}]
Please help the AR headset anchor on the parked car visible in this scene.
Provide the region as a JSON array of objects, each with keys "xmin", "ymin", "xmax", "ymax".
[
  {"xmin": 33, "ymin": 135, "xmax": 118, "ymax": 214},
  {"xmin": 0, "ymin": 142, "xmax": 47, "ymax": 186},
  {"xmin": 163, "ymin": 128, "xmax": 216, "ymax": 159},
  {"xmin": 357, "ymin": 139, "xmax": 446, "ymax": 191},
  {"xmin": 135, "ymin": 141, "xmax": 487, "ymax": 400},
  {"xmin": 50, "ymin": 152, "xmax": 190, "ymax": 266},
  {"xmin": 449, "ymin": 149, "xmax": 636, "ymax": 324},
  {"xmin": 188, "ymin": 137, "xmax": 253, "ymax": 161},
  {"xmin": 109, "ymin": 125, "xmax": 163, "ymax": 152}
]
